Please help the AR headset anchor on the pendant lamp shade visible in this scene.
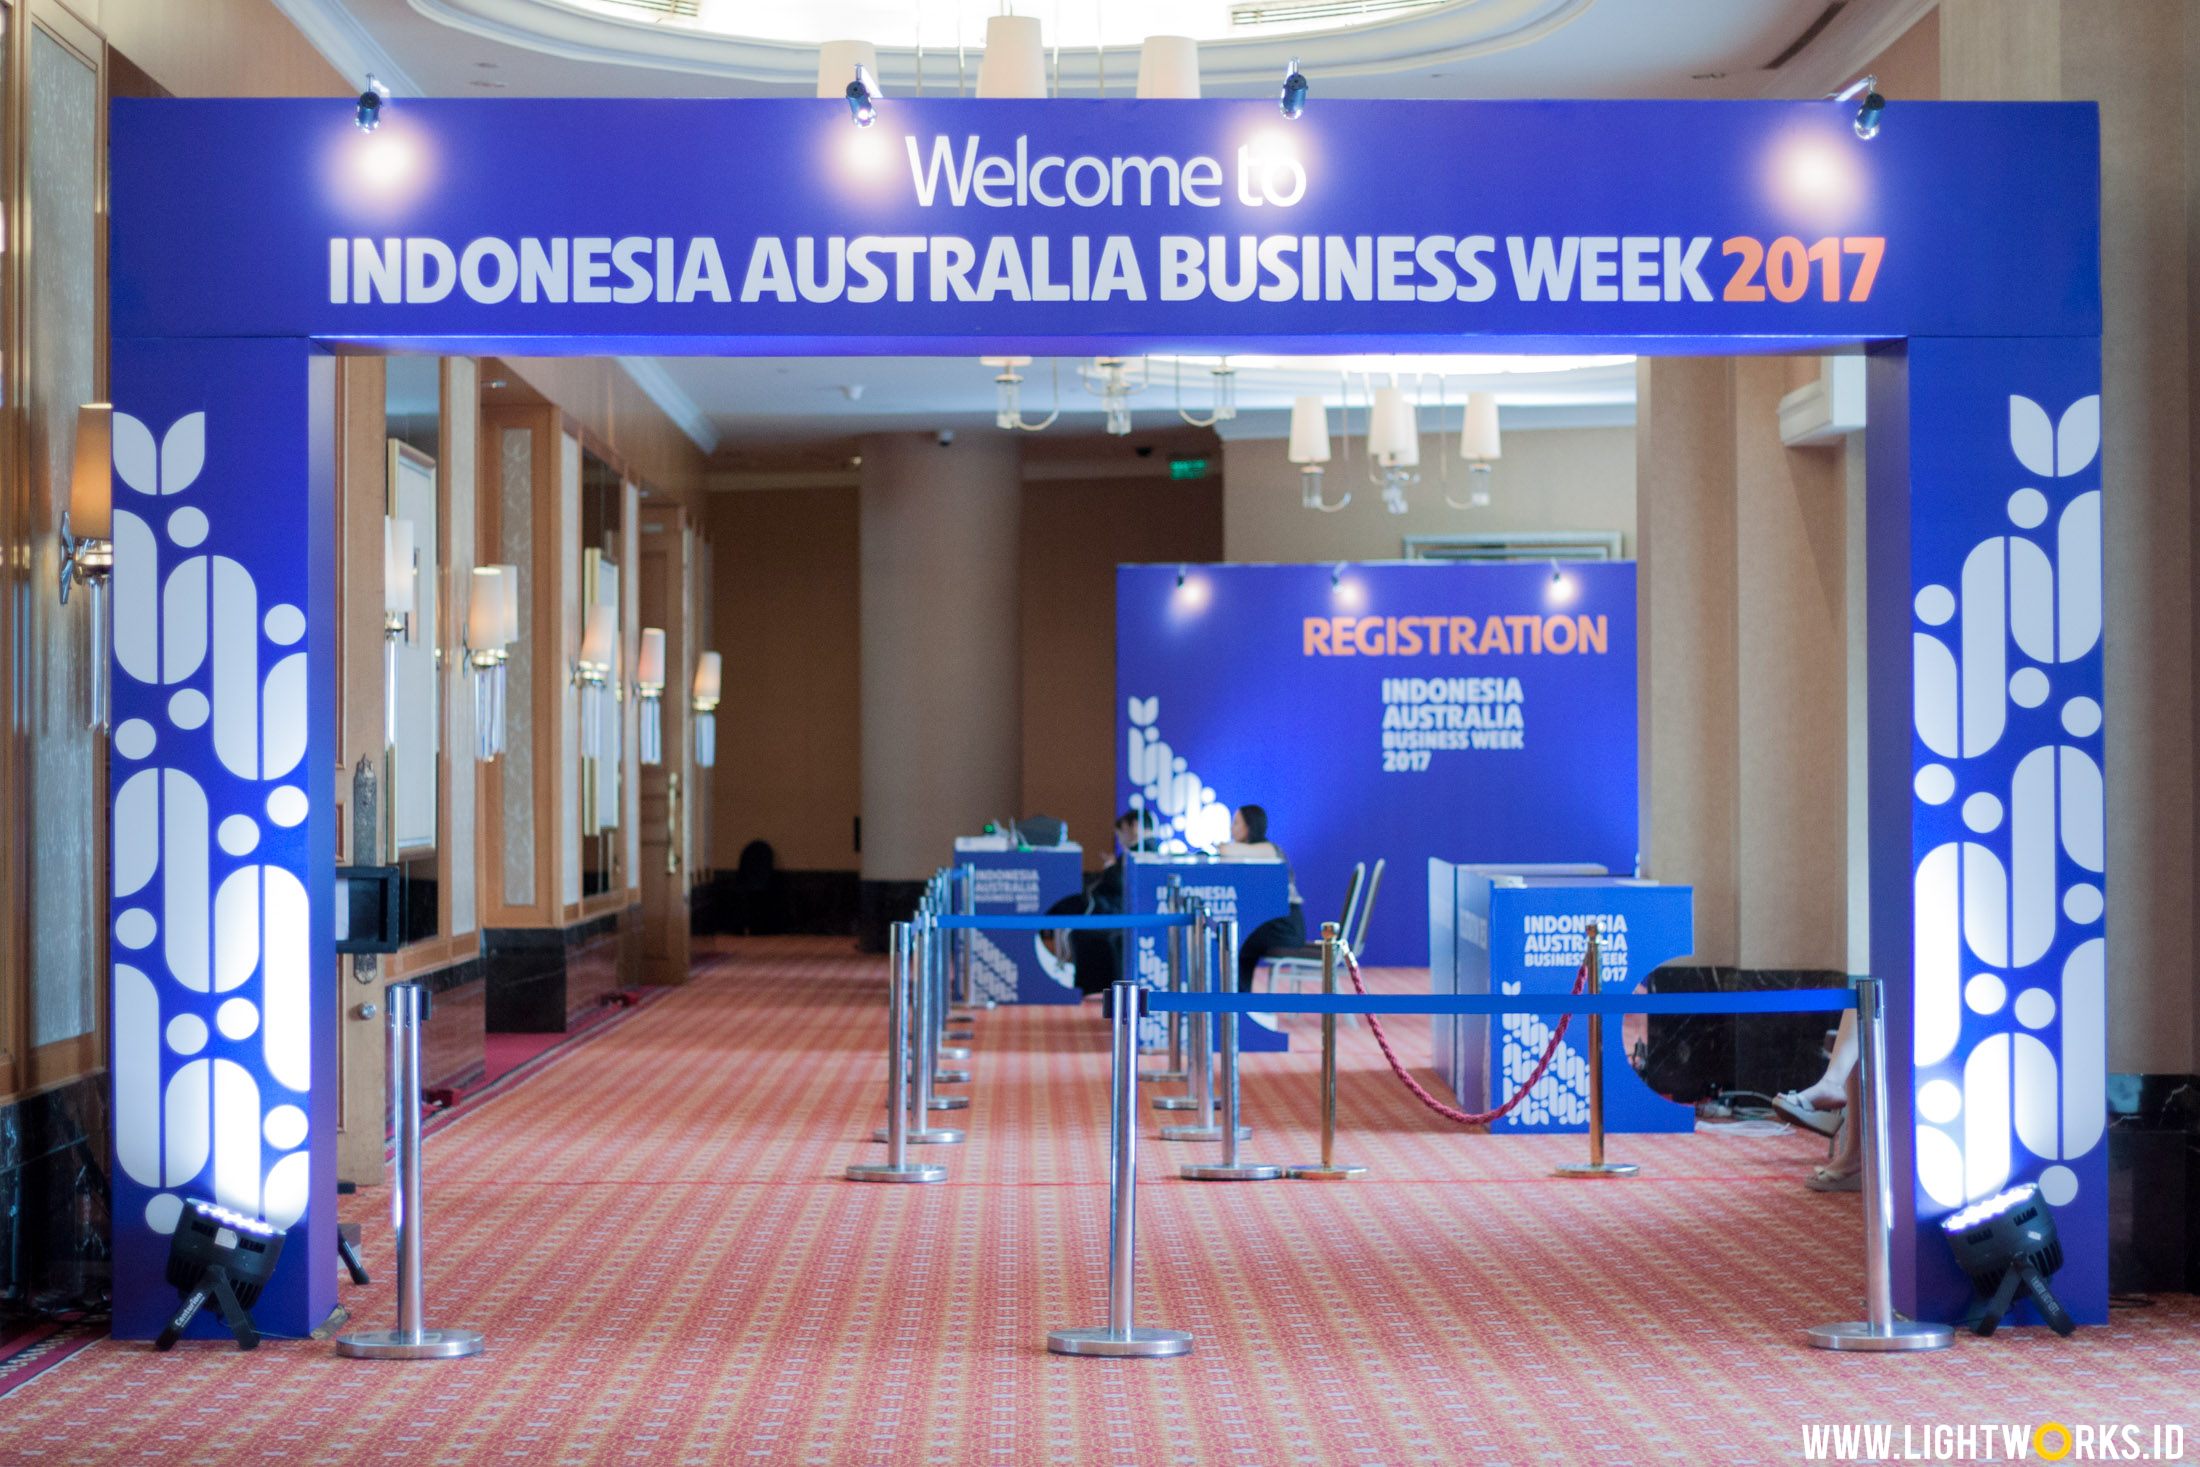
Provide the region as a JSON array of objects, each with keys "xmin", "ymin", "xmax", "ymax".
[
  {"xmin": 1366, "ymin": 386, "xmax": 1420, "ymax": 469},
  {"xmin": 978, "ymin": 15, "xmax": 1046, "ymax": 98},
  {"xmin": 1136, "ymin": 36, "xmax": 1201, "ymax": 98},
  {"xmin": 467, "ymin": 566, "xmax": 505, "ymax": 650},
  {"xmin": 68, "ymin": 404, "xmax": 113, "ymax": 540},
  {"xmin": 1287, "ymin": 396, "xmax": 1331, "ymax": 465},
  {"xmin": 494, "ymin": 563, "xmax": 521, "ymax": 644},
  {"xmin": 1461, "ymin": 393, "xmax": 1503, "ymax": 460},
  {"xmin": 816, "ymin": 40, "xmax": 879, "ymax": 99},
  {"xmin": 637, "ymin": 627, "xmax": 666, "ymax": 688},
  {"xmin": 384, "ymin": 518, "xmax": 415, "ymax": 616}
]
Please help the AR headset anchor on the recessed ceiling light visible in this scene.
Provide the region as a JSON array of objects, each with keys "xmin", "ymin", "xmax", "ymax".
[{"xmin": 1693, "ymin": 71, "xmax": 1728, "ymax": 80}]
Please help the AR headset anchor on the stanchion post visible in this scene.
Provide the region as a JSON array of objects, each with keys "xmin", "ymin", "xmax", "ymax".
[
  {"xmin": 1806, "ymin": 978, "xmax": 1953, "ymax": 1351},
  {"xmin": 1141, "ymin": 880, "xmax": 1186, "ymax": 1079},
  {"xmin": 851, "ymin": 923, "xmax": 948, "ymax": 1182},
  {"xmin": 1287, "ymin": 923, "xmax": 1366, "ymax": 1180},
  {"xmin": 334, "ymin": 983, "xmax": 486, "ymax": 1359},
  {"xmin": 1554, "ymin": 923, "xmax": 1638, "ymax": 1179},
  {"xmin": 1184, "ymin": 917, "xmax": 1278, "ymax": 1181},
  {"xmin": 1156, "ymin": 898, "xmax": 1209, "ymax": 1115},
  {"xmin": 958, "ymin": 861, "xmax": 981, "ymax": 1009},
  {"xmin": 1048, "ymin": 981, "xmax": 1193, "ymax": 1358},
  {"xmin": 1162, "ymin": 904, "xmax": 1246, "ymax": 1141}
]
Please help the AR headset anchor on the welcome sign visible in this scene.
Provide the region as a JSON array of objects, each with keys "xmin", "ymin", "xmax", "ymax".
[
  {"xmin": 111, "ymin": 100, "xmax": 2096, "ymax": 349},
  {"xmin": 1117, "ymin": 561, "xmax": 1636, "ymax": 965}
]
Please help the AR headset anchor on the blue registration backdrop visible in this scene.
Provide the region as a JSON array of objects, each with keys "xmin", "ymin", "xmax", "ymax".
[
  {"xmin": 956, "ymin": 845, "xmax": 1085, "ymax": 1005},
  {"xmin": 1117, "ymin": 561, "xmax": 1636, "ymax": 966}
]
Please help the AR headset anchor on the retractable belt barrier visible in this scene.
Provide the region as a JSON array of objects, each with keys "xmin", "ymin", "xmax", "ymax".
[
  {"xmin": 932, "ymin": 913, "xmax": 1193, "ymax": 930},
  {"xmin": 1053, "ymin": 923, "xmax": 1945, "ymax": 1358}
]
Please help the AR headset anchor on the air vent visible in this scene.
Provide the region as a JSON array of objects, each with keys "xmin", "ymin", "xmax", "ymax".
[
  {"xmin": 1762, "ymin": 1, "xmax": 1846, "ymax": 69},
  {"xmin": 1231, "ymin": 0, "xmax": 1446, "ymax": 27}
]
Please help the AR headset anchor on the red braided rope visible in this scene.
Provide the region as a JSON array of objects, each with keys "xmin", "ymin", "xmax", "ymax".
[{"xmin": 1337, "ymin": 944, "xmax": 1587, "ymax": 1127}]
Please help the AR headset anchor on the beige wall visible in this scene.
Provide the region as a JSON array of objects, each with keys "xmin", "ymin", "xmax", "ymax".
[
  {"xmin": 96, "ymin": 0, "xmax": 346, "ymax": 97},
  {"xmin": 1021, "ymin": 475, "xmax": 1224, "ymax": 867},
  {"xmin": 1222, "ymin": 425, "xmax": 1635, "ymax": 564},
  {"xmin": 706, "ymin": 487, "xmax": 862, "ymax": 873}
]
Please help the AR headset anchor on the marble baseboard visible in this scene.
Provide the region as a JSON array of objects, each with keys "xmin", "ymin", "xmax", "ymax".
[
  {"xmin": 2107, "ymin": 1073, "xmax": 2200, "ymax": 1294},
  {"xmin": 484, "ymin": 908, "xmax": 638, "ymax": 1033}
]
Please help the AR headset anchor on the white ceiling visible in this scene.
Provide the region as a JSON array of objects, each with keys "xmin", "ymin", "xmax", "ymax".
[{"xmin": 284, "ymin": 0, "xmax": 1930, "ymax": 452}]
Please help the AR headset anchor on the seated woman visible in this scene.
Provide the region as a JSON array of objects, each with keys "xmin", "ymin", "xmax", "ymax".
[{"xmin": 1219, "ymin": 804, "xmax": 1304, "ymax": 992}]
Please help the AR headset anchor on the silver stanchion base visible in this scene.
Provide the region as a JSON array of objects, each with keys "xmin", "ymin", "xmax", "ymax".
[
  {"xmin": 1138, "ymin": 1068, "xmax": 1188, "ymax": 1083},
  {"xmin": 333, "ymin": 1327, "xmax": 485, "ymax": 1360},
  {"xmin": 1158, "ymin": 1123, "xmax": 1251, "ymax": 1142},
  {"xmin": 1285, "ymin": 1163, "xmax": 1367, "ymax": 1180},
  {"xmin": 936, "ymin": 1069, "xmax": 973, "ymax": 1084},
  {"xmin": 846, "ymin": 1162, "xmax": 948, "ymax": 1183},
  {"xmin": 1151, "ymin": 1096, "xmax": 1200, "ymax": 1111},
  {"xmin": 927, "ymin": 1096, "xmax": 969, "ymax": 1111},
  {"xmin": 874, "ymin": 1126, "xmax": 964, "ymax": 1144},
  {"xmin": 1182, "ymin": 1162, "xmax": 1281, "ymax": 1181},
  {"xmin": 1046, "ymin": 1325, "xmax": 1193, "ymax": 1358},
  {"xmin": 1553, "ymin": 1161, "xmax": 1640, "ymax": 1178},
  {"xmin": 940, "ymin": 1046, "xmax": 972, "ymax": 1060},
  {"xmin": 946, "ymin": 1029, "xmax": 976, "ymax": 1042},
  {"xmin": 1804, "ymin": 1320, "xmax": 1955, "ymax": 1352}
]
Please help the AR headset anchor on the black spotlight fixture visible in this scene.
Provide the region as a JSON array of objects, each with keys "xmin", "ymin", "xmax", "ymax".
[
  {"xmin": 1279, "ymin": 56, "xmax": 1309, "ymax": 120},
  {"xmin": 156, "ymin": 1199, "xmax": 287, "ymax": 1351},
  {"xmin": 1941, "ymin": 1182, "xmax": 2076, "ymax": 1338},
  {"xmin": 846, "ymin": 64, "xmax": 880, "ymax": 128},
  {"xmin": 1832, "ymin": 74, "xmax": 1884, "ymax": 140},
  {"xmin": 355, "ymin": 74, "xmax": 390, "ymax": 133}
]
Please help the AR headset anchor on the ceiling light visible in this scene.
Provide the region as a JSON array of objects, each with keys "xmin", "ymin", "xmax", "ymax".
[
  {"xmin": 1279, "ymin": 56, "xmax": 1308, "ymax": 119},
  {"xmin": 983, "ymin": 356, "xmax": 1059, "ymax": 432},
  {"xmin": 1173, "ymin": 357, "xmax": 1236, "ymax": 428},
  {"xmin": 1365, "ymin": 382, "xmax": 1420, "ymax": 516},
  {"xmin": 978, "ymin": 14, "xmax": 1047, "ymax": 98},
  {"xmin": 1137, "ymin": 35, "xmax": 1200, "ymax": 98},
  {"xmin": 846, "ymin": 63, "xmax": 881, "ymax": 127},
  {"xmin": 1082, "ymin": 357, "xmax": 1148, "ymax": 436},
  {"xmin": 355, "ymin": 75, "xmax": 389, "ymax": 132},
  {"xmin": 1832, "ymin": 74, "xmax": 1884, "ymax": 139}
]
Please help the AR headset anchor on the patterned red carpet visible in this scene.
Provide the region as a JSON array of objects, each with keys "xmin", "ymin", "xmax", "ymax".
[{"xmin": 6, "ymin": 937, "xmax": 2195, "ymax": 1465}]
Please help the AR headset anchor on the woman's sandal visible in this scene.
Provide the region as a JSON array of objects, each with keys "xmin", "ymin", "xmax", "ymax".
[
  {"xmin": 1771, "ymin": 1091, "xmax": 1846, "ymax": 1137},
  {"xmin": 1805, "ymin": 1165, "xmax": 1863, "ymax": 1193}
]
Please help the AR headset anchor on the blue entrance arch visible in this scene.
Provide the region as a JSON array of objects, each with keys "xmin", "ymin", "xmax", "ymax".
[{"xmin": 105, "ymin": 96, "xmax": 2102, "ymax": 1338}]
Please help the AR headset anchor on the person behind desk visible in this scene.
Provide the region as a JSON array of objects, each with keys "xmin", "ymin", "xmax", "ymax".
[
  {"xmin": 1051, "ymin": 810, "xmax": 1161, "ymax": 995},
  {"xmin": 1220, "ymin": 804, "xmax": 1304, "ymax": 991}
]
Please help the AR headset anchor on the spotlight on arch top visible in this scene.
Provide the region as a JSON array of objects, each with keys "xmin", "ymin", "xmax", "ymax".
[
  {"xmin": 1279, "ymin": 57, "xmax": 1309, "ymax": 120},
  {"xmin": 1830, "ymin": 74, "xmax": 1884, "ymax": 140},
  {"xmin": 355, "ymin": 74, "xmax": 390, "ymax": 133},
  {"xmin": 846, "ymin": 65, "xmax": 880, "ymax": 128}
]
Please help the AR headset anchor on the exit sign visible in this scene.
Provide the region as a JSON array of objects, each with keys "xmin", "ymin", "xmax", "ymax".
[{"xmin": 1169, "ymin": 458, "xmax": 1210, "ymax": 480}]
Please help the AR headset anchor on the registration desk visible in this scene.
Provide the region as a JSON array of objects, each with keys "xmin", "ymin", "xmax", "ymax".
[
  {"xmin": 1127, "ymin": 854, "xmax": 1292, "ymax": 1053},
  {"xmin": 1430, "ymin": 860, "xmax": 1696, "ymax": 1134},
  {"xmin": 953, "ymin": 837, "xmax": 1085, "ymax": 1005}
]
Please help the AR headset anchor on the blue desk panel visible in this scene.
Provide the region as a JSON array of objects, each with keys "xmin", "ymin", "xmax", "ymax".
[
  {"xmin": 1128, "ymin": 857, "xmax": 1291, "ymax": 1053},
  {"xmin": 957, "ymin": 846, "xmax": 1086, "ymax": 1006},
  {"xmin": 1430, "ymin": 861, "xmax": 1696, "ymax": 1134}
]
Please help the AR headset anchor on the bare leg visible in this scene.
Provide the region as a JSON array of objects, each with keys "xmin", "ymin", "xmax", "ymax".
[{"xmin": 1793, "ymin": 1010, "xmax": 1857, "ymax": 1110}]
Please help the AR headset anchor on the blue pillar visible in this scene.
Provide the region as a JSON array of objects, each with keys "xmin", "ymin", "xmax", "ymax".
[
  {"xmin": 1869, "ymin": 337, "xmax": 2107, "ymax": 1326},
  {"xmin": 107, "ymin": 338, "xmax": 336, "ymax": 1340}
]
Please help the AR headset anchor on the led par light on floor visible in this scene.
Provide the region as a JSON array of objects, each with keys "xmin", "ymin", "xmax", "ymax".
[
  {"xmin": 1941, "ymin": 1183, "xmax": 2075, "ymax": 1337},
  {"xmin": 156, "ymin": 1199, "xmax": 287, "ymax": 1351}
]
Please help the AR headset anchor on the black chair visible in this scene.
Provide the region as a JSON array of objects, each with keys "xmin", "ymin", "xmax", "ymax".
[{"xmin": 728, "ymin": 840, "xmax": 778, "ymax": 934}]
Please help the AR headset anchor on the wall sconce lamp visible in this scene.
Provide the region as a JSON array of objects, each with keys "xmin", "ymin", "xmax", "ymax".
[
  {"xmin": 1444, "ymin": 393, "xmax": 1503, "ymax": 509},
  {"xmin": 60, "ymin": 404, "xmax": 114, "ymax": 731},
  {"xmin": 636, "ymin": 627, "xmax": 666, "ymax": 767},
  {"xmin": 692, "ymin": 651, "xmax": 721, "ymax": 770},
  {"xmin": 574, "ymin": 604, "xmax": 616, "ymax": 760},
  {"xmin": 382, "ymin": 517, "xmax": 416, "ymax": 749},
  {"xmin": 465, "ymin": 566, "xmax": 510, "ymax": 762}
]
